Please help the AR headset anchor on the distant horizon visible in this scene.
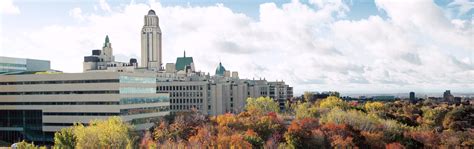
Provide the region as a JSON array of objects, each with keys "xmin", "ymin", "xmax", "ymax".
[{"xmin": 1, "ymin": 0, "xmax": 473, "ymax": 94}]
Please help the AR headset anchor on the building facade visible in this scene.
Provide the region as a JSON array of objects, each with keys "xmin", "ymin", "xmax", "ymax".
[
  {"xmin": 0, "ymin": 56, "xmax": 50, "ymax": 74},
  {"xmin": 0, "ymin": 72, "xmax": 169, "ymax": 143},
  {"xmin": 141, "ymin": 10, "xmax": 162, "ymax": 71}
]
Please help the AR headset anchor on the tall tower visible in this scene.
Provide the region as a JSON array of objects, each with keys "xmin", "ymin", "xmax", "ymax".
[
  {"xmin": 102, "ymin": 35, "xmax": 114, "ymax": 62},
  {"xmin": 141, "ymin": 9, "xmax": 162, "ymax": 71}
]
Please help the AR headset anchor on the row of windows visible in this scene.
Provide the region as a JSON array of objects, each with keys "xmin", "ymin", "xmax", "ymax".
[
  {"xmin": 171, "ymin": 105, "xmax": 202, "ymax": 110},
  {"xmin": 119, "ymin": 87, "xmax": 155, "ymax": 94},
  {"xmin": 43, "ymin": 123, "xmax": 89, "ymax": 127},
  {"xmin": 0, "ymin": 62, "xmax": 27, "ymax": 68},
  {"xmin": 119, "ymin": 76, "xmax": 155, "ymax": 83},
  {"xmin": 157, "ymin": 85, "xmax": 204, "ymax": 91},
  {"xmin": 0, "ymin": 68, "xmax": 27, "ymax": 72},
  {"xmin": 120, "ymin": 106, "xmax": 169, "ymax": 115},
  {"xmin": 0, "ymin": 90, "xmax": 119, "ymax": 95},
  {"xmin": 171, "ymin": 98, "xmax": 203, "ymax": 104},
  {"xmin": 43, "ymin": 112, "xmax": 119, "ymax": 116},
  {"xmin": 0, "ymin": 101, "xmax": 119, "ymax": 105},
  {"xmin": 0, "ymin": 79, "xmax": 119, "ymax": 85},
  {"xmin": 120, "ymin": 97, "xmax": 169, "ymax": 105},
  {"xmin": 129, "ymin": 116, "xmax": 161, "ymax": 125},
  {"xmin": 169, "ymin": 92, "xmax": 203, "ymax": 97}
]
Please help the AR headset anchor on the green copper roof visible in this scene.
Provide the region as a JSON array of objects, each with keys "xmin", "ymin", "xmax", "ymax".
[
  {"xmin": 215, "ymin": 62, "xmax": 226, "ymax": 76},
  {"xmin": 103, "ymin": 35, "xmax": 110, "ymax": 48},
  {"xmin": 175, "ymin": 51, "xmax": 193, "ymax": 71}
]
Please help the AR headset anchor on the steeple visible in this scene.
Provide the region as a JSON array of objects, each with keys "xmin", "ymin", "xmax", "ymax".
[
  {"xmin": 102, "ymin": 35, "xmax": 113, "ymax": 62},
  {"xmin": 103, "ymin": 35, "xmax": 110, "ymax": 48},
  {"xmin": 215, "ymin": 62, "xmax": 226, "ymax": 76}
]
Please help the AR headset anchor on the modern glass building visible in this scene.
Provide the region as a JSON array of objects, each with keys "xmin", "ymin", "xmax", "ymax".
[
  {"xmin": 0, "ymin": 56, "xmax": 51, "ymax": 74},
  {"xmin": 0, "ymin": 72, "xmax": 170, "ymax": 144}
]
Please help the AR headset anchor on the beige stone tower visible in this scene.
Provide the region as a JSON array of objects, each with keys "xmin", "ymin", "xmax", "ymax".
[{"xmin": 141, "ymin": 9, "xmax": 162, "ymax": 71}]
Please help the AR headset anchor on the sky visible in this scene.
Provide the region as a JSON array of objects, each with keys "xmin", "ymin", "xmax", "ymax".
[{"xmin": 0, "ymin": 0, "xmax": 473, "ymax": 95}]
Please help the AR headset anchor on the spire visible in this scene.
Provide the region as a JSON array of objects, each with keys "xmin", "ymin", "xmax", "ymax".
[
  {"xmin": 184, "ymin": 50, "xmax": 186, "ymax": 57},
  {"xmin": 105, "ymin": 35, "xmax": 109, "ymax": 43},
  {"xmin": 103, "ymin": 35, "xmax": 110, "ymax": 48}
]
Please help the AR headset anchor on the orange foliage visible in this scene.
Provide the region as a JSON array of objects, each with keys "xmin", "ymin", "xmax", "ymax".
[
  {"xmin": 216, "ymin": 113, "xmax": 238, "ymax": 127},
  {"xmin": 385, "ymin": 142, "xmax": 405, "ymax": 149},
  {"xmin": 361, "ymin": 131, "xmax": 384, "ymax": 148},
  {"xmin": 406, "ymin": 131, "xmax": 439, "ymax": 147}
]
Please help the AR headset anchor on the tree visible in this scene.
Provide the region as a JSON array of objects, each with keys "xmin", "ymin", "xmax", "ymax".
[
  {"xmin": 319, "ymin": 96, "xmax": 349, "ymax": 110},
  {"xmin": 14, "ymin": 140, "xmax": 40, "ymax": 149},
  {"xmin": 364, "ymin": 102, "xmax": 384, "ymax": 112},
  {"xmin": 245, "ymin": 97, "xmax": 280, "ymax": 114},
  {"xmin": 54, "ymin": 127, "xmax": 76, "ymax": 149},
  {"xmin": 284, "ymin": 118, "xmax": 324, "ymax": 148},
  {"xmin": 420, "ymin": 106, "xmax": 448, "ymax": 129},
  {"xmin": 94, "ymin": 116, "xmax": 132, "ymax": 148},
  {"xmin": 303, "ymin": 91, "xmax": 314, "ymax": 102},
  {"xmin": 243, "ymin": 129, "xmax": 264, "ymax": 148},
  {"xmin": 294, "ymin": 102, "xmax": 319, "ymax": 119},
  {"xmin": 320, "ymin": 123, "xmax": 367, "ymax": 147},
  {"xmin": 53, "ymin": 116, "xmax": 133, "ymax": 148},
  {"xmin": 442, "ymin": 106, "xmax": 473, "ymax": 131}
]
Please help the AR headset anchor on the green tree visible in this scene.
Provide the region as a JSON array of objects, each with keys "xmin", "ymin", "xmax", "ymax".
[{"xmin": 245, "ymin": 97, "xmax": 280, "ymax": 114}]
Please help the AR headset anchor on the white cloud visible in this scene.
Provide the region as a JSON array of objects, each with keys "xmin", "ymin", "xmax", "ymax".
[
  {"xmin": 1, "ymin": 0, "xmax": 473, "ymax": 94},
  {"xmin": 69, "ymin": 8, "xmax": 84, "ymax": 21},
  {"xmin": 448, "ymin": 0, "xmax": 474, "ymax": 15},
  {"xmin": 0, "ymin": 0, "xmax": 20, "ymax": 15},
  {"xmin": 99, "ymin": 0, "xmax": 112, "ymax": 12}
]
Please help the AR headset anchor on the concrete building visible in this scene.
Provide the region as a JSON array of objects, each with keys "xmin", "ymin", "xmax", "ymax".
[
  {"xmin": 0, "ymin": 56, "xmax": 50, "ymax": 74},
  {"xmin": 155, "ymin": 61, "xmax": 293, "ymax": 115},
  {"xmin": 141, "ymin": 10, "xmax": 162, "ymax": 71},
  {"xmin": 83, "ymin": 36, "xmax": 138, "ymax": 72},
  {"xmin": 268, "ymin": 81, "xmax": 293, "ymax": 110},
  {"xmin": 0, "ymin": 72, "xmax": 170, "ymax": 143}
]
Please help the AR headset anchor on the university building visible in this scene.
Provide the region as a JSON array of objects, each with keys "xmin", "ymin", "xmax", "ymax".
[
  {"xmin": 80, "ymin": 9, "xmax": 293, "ymax": 115},
  {"xmin": 0, "ymin": 9, "xmax": 292, "ymax": 143}
]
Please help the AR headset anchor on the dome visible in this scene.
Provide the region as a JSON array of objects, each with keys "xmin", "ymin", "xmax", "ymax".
[
  {"xmin": 215, "ymin": 62, "xmax": 226, "ymax": 76},
  {"xmin": 148, "ymin": 9, "xmax": 156, "ymax": 15}
]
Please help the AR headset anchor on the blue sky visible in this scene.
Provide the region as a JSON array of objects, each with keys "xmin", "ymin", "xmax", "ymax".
[{"xmin": 1, "ymin": 0, "xmax": 473, "ymax": 94}]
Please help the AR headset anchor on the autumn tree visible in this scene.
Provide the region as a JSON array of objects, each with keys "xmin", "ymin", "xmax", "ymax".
[
  {"xmin": 245, "ymin": 97, "xmax": 280, "ymax": 114},
  {"xmin": 51, "ymin": 116, "xmax": 133, "ymax": 148},
  {"xmin": 442, "ymin": 105, "xmax": 473, "ymax": 131},
  {"xmin": 294, "ymin": 102, "xmax": 320, "ymax": 119},
  {"xmin": 319, "ymin": 96, "xmax": 349, "ymax": 110},
  {"xmin": 320, "ymin": 123, "xmax": 367, "ymax": 147},
  {"xmin": 284, "ymin": 118, "xmax": 325, "ymax": 148},
  {"xmin": 73, "ymin": 117, "xmax": 133, "ymax": 148},
  {"xmin": 54, "ymin": 127, "xmax": 76, "ymax": 149},
  {"xmin": 364, "ymin": 101, "xmax": 384, "ymax": 112}
]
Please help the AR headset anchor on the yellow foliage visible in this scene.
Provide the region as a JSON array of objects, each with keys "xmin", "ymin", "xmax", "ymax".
[
  {"xmin": 319, "ymin": 96, "xmax": 348, "ymax": 110},
  {"xmin": 364, "ymin": 102, "xmax": 384, "ymax": 112}
]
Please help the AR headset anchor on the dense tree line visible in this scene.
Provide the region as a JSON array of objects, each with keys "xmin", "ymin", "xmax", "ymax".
[{"xmin": 16, "ymin": 96, "xmax": 473, "ymax": 148}]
